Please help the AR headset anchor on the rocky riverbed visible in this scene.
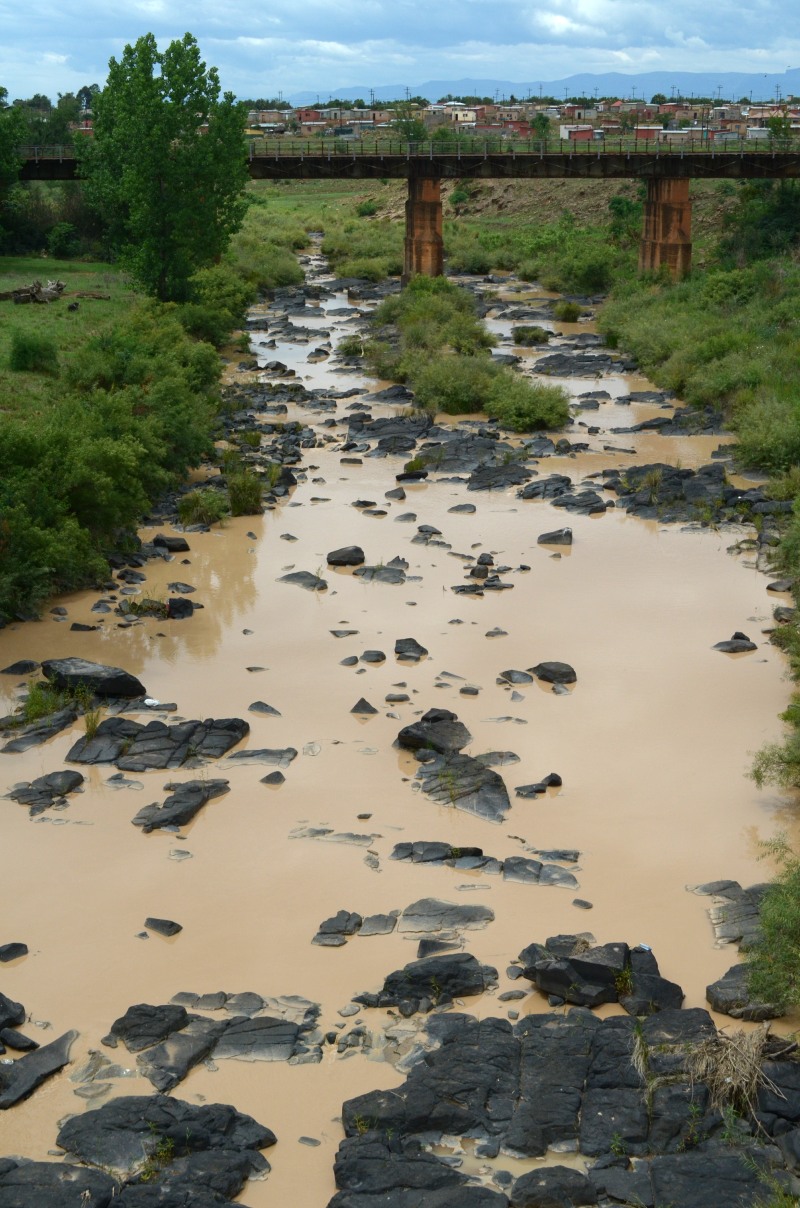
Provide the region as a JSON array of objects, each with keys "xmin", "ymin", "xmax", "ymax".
[{"xmin": 1, "ymin": 248, "xmax": 799, "ymax": 1206}]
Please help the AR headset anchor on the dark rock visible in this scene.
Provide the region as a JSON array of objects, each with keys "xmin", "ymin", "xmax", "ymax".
[
  {"xmin": 7, "ymin": 769, "xmax": 84, "ymax": 815},
  {"xmin": 328, "ymin": 546, "xmax": 366, "ymax": 566},
  {"xmin": 137, "ymin": 1017, "xmax": 229, "ymax": 1093},
  {"xmin": 648, "ymin": 1150, "xmax": 769, "ymax": 1208},
  {"xmin": 354, "ymin": 565, "xmax": 407, "ymax": 585},
  {"xmin": 398, "ymin": 898, "xmax": 494, "ymax": 934},
  {"xmin": 499, "ymin": 669, "xmax": 533, "ymax": 685},
  {"xmin": 394, "ymin": 638, "xmax": 428, "ymax": 662},
  {"xmin": 104, "ymin": 1004, "xmax": 190, "ymax": 1052},
  {"xmin": 537, "ymin": 528, "xmax": 573, "ymax": 546},
  {"xmin": 279, "ymin": 571, "xmax": 328, "ymax": 591},
  {"xmin": 706, "ymin": 963, "xmax": 783, "ymax": 1021},
  {"xmin": 356, "ymin": 953, "xmax": 497, "ymax": 1011},
  {"xmin": 56, "ymin": 1094, "xmax": 275, "ymax": 1179},
  {"xmin": 167, "ymin": 598, "xmax": 194, "ymax": 620},
  {"xmin": 1, "ymin": 706, "xmax": 79, "ymax": 753},
  {"xmin": 0, "ymin": 1030, "xmax": 77, "ymax": 1109},
  {"xmin": 530, "ymin": 662, "xmax": 577, "ymax": 685},
  {"xmin": 0, "ymin": 943, "xmax": 28, "ymax": 962},
  {"xmin": 42, "ymin": 657, "xmax": 146, "ymax": 697},
  {"xmin": 144, "ymin": 918, "xmax": 183, "ymax": 938},
  {"xmin": 261, "ymin": 771, "xmax": 285, "ymax": 786},
  {"xmin": 0, "ymin": 1161, "xmax": 117, "ymax": 1207},
  {"xmin": 415, "ymin": 751, "xmax": 511, "ymax": 822},
  {"xmin": 713, "ymin": 634, "xmax": 757, "ymax": 653},
  {"xmin": 68, "ymin": 719, "xmax": 248, "ymax": 770},
  {"xmin": 154, "ymin": 534, "xmax": 191, "ymax": 552},
  {"xmin": 214, "ymin": 1016, "xmax": 302, "ymax": 1062},
  {"xmin": 0, "ymin": 993, "xmax": 24, "ymax": 1031},
  {"xmin": 351, "ymin": 698, "xmax": 379, "ymax": 716},
  {"xmin": 131, "ymin": 780, "xmax": 230, "ymax": 832},
  {"xmin": 522, "ymin": 941, "xmax": 630, "ymax": 1007},
  {"xmin": 360, "ymin": 650, "xmax": 386, "ymax": 663},
  {"xmin": 468, "ymin": 465, "xmax": 533, "ymax": 492},
  {"xmin": 0, "ymin": 660, "xmax": 40, "ymax": 675},
  {"xmin": 0, "ymin": 1029, "xmax": 38, "ymax": 1052},
  {"xmin": 248, "ymin": 701, "xmax": 281, "ymax": 717},
  {"xmin": 510, "ymin": 1166, "xmax": 596, "ymax": 1206},
  {"xmin": 397, "ymin": 709, "xmax": 472, "ymax": 754}
]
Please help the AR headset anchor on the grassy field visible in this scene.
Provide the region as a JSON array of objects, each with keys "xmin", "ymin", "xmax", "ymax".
[{"xmin": 0, "ymin": 257, "xmax": 137, "ymax": 416}]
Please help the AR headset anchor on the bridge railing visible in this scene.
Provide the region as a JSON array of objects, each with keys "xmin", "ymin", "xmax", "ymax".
[{"xmin": 18, "ymin": 137, "xmax": 800, "ymax": 164}]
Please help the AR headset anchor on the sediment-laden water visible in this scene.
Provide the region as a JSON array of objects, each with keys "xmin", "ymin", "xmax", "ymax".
[{"xmin": 0, "ymin": 247, "xmax": 795, "ymax": 1205}]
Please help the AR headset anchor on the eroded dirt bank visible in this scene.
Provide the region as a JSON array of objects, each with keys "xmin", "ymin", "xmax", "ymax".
[{"xmin": 0, "ymin": 251, "xmax": 796, "ymax": 1206}]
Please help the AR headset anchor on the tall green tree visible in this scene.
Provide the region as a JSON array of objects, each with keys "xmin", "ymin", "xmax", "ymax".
[
  {"xmin": 81, "ymin": 33, "xmax": 248, "ymax": 301},
  {"xmin": 0, "ymin": 94, "xmax": 25, "ymax": 246}
]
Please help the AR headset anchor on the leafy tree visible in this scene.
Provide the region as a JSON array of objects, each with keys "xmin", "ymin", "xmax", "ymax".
[
  {"xmin": 81, "ymin": 32, "xmax": 248, "ymax": 302},
  {"xmin": 391, "ymin": 102, "xmax": 426, "ymax": 142},
  {"xmin": 76, "ymin": 84, "xmax": 100, "ymax": 111},
  {"xmin": 532, "ymin": 113, "xmax": 551, "ymax": 141},
  {"xmin": 650, "ymin": 92, "xmax": 668, "ymax": 105},
  {"xmin": 0, "ymin": 99, "xmax": 26, "ymax": 245},
  {"xmin": 767, "ymin": 113, "xmax": 793, "ymax": 147}
]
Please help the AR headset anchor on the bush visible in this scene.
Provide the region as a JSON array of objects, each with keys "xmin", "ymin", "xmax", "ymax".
[
  {"xmin": 450, "ymin": 187, "xmax": 470, "ymax": 207},
  {"xmin": 356, "ymin": 200, "xmax": 378, "ymax": 217},
  {"xmin": 9, "ymin": 329, "xmax": 60, "ymax": 375},
  {"xmin": 553, "ymin": 301, "xmax": 583, "ymax": 322},
  {"xmin": 409, "ymin": 354, "xmax": 499, "ymax": 414},
  {"xmin": 746, "ymin": 836, "xmax": 800, "ymax": 1009},
  {"xmin": 512, "ymin": 325, "xmax": 551, "ymax": 345},
  {"xmin": 47, "ymin": 221, "xmax": 79, "ymax": 258},
  {"xmin": 177, "ymin": 488, "xmax": 229, "ymax": 527},
  {"xmin": 227, "ymin": 470, "xmax": 263, "ymax": 515},
  {"xmin": 485, "ymin": 374, "xmax": 571, "ymax": 432}
]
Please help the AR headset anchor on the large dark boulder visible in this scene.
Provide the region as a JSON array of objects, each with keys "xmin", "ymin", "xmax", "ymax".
[
  {"xmin": 648, "ymin": 1149, "xmax": 770, "ymax": 1207},
  {"xmin": 56, "ymin": 1094, "xmax": 276, "ymax": 1179},
  {"xmin": 42, "ymin": 657, "xmax": 146, "ymax": 697},
  {"xmin": 355, "ymin": 953, "xmax": 496, "ymax": 1012},
  {"xmin": 0, "ymin": 1161, "xmax": 117, "ymax": 1207},
  {"xmin": 68, "ymin": 720, "xmax": 247, "ymax": 770},
  {"xmin": 522, "ymin": 942, "xmax": 630, "ymax": 1008},
  {"xmin": 510, "ymin": 1165, "xmax": 597, "ymax": 1206},
  {"xmin": 327, "ymin": 546, "xmax": 366, "ymax": 566},
  {"xmin": 397, "ymin": 709, "xmax": 471, "ymax": 754},
  {"xmin": 529, "ymin": 662, "xmax": 577, "ymax": 685}
]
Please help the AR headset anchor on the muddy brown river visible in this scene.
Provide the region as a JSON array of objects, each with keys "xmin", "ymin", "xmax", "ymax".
[{"xmin": 0, "ymin": 251, "xmax": 796, "ymax": 1204}]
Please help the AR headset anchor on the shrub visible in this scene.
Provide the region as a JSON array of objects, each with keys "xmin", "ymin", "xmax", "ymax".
[
  {"xmin": 449, "ymin": 187, "xmax": 470, "ymax": 207},
  {"xmin": 47, "ymin": 221, "xmax": 79, "ymax": 258},
  {"xmin": 553, "ymin": 301, "xmax": 583, "ymax": 322},
  {"xmin": 356, "ymin": 200, "xmax": 378, "ymax": 217},
  {"xmin": 9, "ymin": 330, "xmax": 60, "ymax": 375},
  {"xmin": 745, "ymin": 836, "xmax": 800, "ymax": 1009},
  {"xmin": 177, "ymin": 488, "xmax": 229, "ymax": 527},
  {"xmin": 409, "ymin": 354, "xmax": 498, "ymax": 414},
  {"xmin": 485, "ymin": 374, "xmax": 570, "ymax": 431},
  {"xmin": 337, "ymin": 334, "xmax": 364, "ymax": 357},
  {"xmin": 227, "ymin": 470, "xmax": 263, "ymax": 515},
  {"xmin": 512, "ymin": 325, "xmax": 551, "ymax": 345}
]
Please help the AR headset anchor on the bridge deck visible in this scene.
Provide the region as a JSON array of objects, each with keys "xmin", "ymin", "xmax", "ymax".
[{"xmin": 18, "ymin": 140, "xmax": 800, "ymax": 182}]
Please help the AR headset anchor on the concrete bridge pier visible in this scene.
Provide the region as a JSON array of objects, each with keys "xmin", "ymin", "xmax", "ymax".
[
  {"xmin": 403, "ymin": 177, "xmax": 444, "ymax": 283},
  {"xmin": 639, "ymin": 178, "xmax": 692, "ymax": 279}
]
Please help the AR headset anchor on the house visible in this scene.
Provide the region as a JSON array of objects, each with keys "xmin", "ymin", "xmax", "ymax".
[{"xmin": 559, "ymin": 124, "xmax": 594, "ymax": 141}]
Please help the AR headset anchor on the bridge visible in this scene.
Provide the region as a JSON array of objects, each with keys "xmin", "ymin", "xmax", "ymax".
[{"xmin": 18, "ymin": 139, "xmax": 800, "ymax": 282}]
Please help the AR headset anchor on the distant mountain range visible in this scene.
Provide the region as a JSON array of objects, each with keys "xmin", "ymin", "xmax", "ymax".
[{"xmin": 287, "ymin": 69, "xmax": 800, "ymax": 106}]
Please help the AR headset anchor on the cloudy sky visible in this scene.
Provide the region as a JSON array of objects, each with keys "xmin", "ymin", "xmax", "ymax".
[{"xmin": 2, "ymin": 0, "xmax": 800, "ymax": 102}]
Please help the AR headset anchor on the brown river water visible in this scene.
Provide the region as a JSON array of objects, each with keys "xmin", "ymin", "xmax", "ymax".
[{"xmin": 0, "ymin": 253, "xmax": 796, "ymax": 1204}]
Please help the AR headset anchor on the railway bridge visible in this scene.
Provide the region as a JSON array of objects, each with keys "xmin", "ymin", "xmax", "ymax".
[{"xmin": 18, "ymin": 139, "xmax": 800, "ymax": 283}]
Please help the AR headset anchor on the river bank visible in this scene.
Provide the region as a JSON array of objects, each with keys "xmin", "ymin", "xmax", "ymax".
[{"xmin": 0, "ymin": 246, "xmax": 798, "ymax": 1205}]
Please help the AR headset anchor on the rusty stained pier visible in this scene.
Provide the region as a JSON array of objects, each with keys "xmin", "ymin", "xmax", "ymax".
[{"xmin": 20, "ymin": 143, "xmax": 800, "ymax": 281}]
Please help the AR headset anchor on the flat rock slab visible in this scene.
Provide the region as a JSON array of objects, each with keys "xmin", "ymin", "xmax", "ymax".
[
  {"xmin": 131, "ymin": 780, "xmax": 230, "ymax": 833},
  {"xmin": 56, "ymin": 1093, "xmax": 276, "ymax": 1180},
  {"xmin": 397, "ymin": 898, "xmax": 494, "ymax": 934},
  {"xmin": 279, "ymin": 571, "xmax": 328, "ymax": 591},
  {"xmin": 68, "ymin": 717, "xmax": 249, "ymax": 770},
  {"xmin": 0, "ymin": 660, "xmax": 40, "ymax": 675},
  {"xmin": 0, "ymin": 1030, "xmax": 77, "ymax": 1109},
  {"xmin": 226, "ymin": 747, "xmax": 297, "ymax": 767},
  {"xmin": 415, "ymin": 751, "xmax": 511, "ymax": 823},
  {"xmin": 136, "ymin": 1017, "xmax": 228, "ymax": 1093},
  {"xmin": 354, "ymin": 565, "xmax": 407, "ymax": 585},
  {"xmin": 1, "ymin": 707, "xmax": 78, "ymax": 753},
  {"xmin": 42, "ymin": 658, "xmax": 145, "ymax": 698}
]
